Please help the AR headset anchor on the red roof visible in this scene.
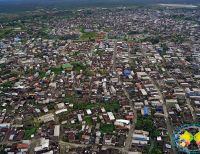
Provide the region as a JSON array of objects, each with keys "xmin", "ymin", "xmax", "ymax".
[
  {"xmin": 17, "ymin": 143, "xmax": 29, "ymax": 149},
  {"xmin": 68, "ymin": 132, "xmax": 75, "ymax": 141}
]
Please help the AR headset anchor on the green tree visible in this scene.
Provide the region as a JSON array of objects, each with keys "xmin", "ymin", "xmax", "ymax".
[{"xmin": 151, "ymin": 148, "xmax": 162, "ymax": 154}]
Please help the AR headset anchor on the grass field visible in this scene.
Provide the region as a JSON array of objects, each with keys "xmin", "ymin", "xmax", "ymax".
[
  {"xmin": 80, "ymin": 31, "xmax": 97, "ymax": 41},
  {"xmin": 0, "ymin": 28, "xmax": 13, "ymax": 38}
]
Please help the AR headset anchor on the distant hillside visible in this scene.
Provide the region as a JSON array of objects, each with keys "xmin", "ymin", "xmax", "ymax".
[{"xmin": 0, "ymin": 0, "xmax": 199, "ymax": 13}]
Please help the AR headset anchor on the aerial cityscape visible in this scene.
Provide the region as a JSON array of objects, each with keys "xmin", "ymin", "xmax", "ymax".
[{"xmin": 0, "ymin": 0, "xmax": 200, "ymax": 154}]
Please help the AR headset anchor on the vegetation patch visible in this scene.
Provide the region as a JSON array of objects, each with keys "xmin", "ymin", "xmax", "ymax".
[
  {"xmin": 135, "ymin": 116, "xmax": 160, "ymax": 138},
  {"xmin": 103, "ymin": 101, "xmax": 120, "ymax": 112},
  {"xmin": 71, "ymin": 62, "xmax": 86, "ymax": 71},
  {"xmin": 1, "ymin": 81, "xmax": 14, "ymax": 88},
  {"xmin": 50, "ymin": 67, "xmax": 63, "ymax": 75},
  {"xmin": 39, "ymin": 71, "xmax": 46, "ymax": 78},
  {"xmin": 24, "ymin": 128, "xmax": 37, "ymax": 140},
  {"xmin": 84, "ymin": 116, "xmax": 93, "ymax": 125},
  {"xmin": 0, "ymin": 28, "xmax": 14, "ymax": 39},
  {"xmin": 80, "ymin": 29, "xmax": 97, "ymax": 41},
  {"xmin": 100, "ymin": 124, "xmax": 115, "ymax": 133},
  {"xmin": 62, "ymin": 123, "xmax": 82, "ymax": 130},
  {"xmin": 73, "ymin": 101, "xmax": 120, "ymax": 112}
]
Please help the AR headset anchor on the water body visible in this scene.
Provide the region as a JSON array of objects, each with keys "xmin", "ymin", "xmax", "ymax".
[{"xmin": 159, "ymin": 3, "xmax": 198, "ymax": 8}]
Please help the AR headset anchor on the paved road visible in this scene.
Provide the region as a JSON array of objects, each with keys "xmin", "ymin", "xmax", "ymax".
[
  {"xmin": 140, "ymin": 45, "xmax": 177, "ymax": 154},
  {"xmin": 148, "ymin": 76, "xmax": 177, "ymax": 154},
  {"xmin": 123, "ymin": 44, "xmax": 137, "ymax": 154},
  {"xmin": 123, "ymin": 86, "xmax": 137, "ymax": 154},
  {"xmin": 111, "ymin": 42, "xmax": 137, "ymax": 153},
  {"xmin": 111, "ymin": 40, "xmax": 117, "ymax": 72}
]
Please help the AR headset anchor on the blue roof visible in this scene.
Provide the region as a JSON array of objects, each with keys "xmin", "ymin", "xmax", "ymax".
[
  {"xmin": 144, "ymin": 106, "xmax": 149, "ymax": 115},
  {"xmin": 123, "ymin": 69, "xmax": 131, "ymax": 77},
  {"xmin": 132, "ymin": 137, "xmax": 146, "ymax": 141},
  {"xmin": 156, "ymin": 106, "xmax": 163, "ymax": 112},
  {"xmin": 192, "ymin": 63, "xmax": 199, "ymax": 69},
  {"xmin": 14, "ymin": 37, "xmax": 21, "ymax": 42},
  {"xmin": 189, "ymin": 91, "xmax": 200, "ymax": 96}
]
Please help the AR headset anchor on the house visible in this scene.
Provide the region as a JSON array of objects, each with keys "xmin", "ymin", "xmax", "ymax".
[
  {"xmin": 114, "ymin": 119, "xmax": 130, "ymax": 129},
  {"xmin": 68, "ymin": 132, "xmax": 75, "ymax": 142},
  {"xmin": 34, "ymin": 138, "xmax": 50, "ymax": 152},
  {"xmin": 141, "ymin": 106, "xmax": 150, "ymax": 116},
  {"xmin": 0, "ymin": 123, "xmax": 10, "ymax": 128},
  {"xmin": 38, "ymin": 113, "xmax": 55, "ymax": 123},
  {"xmin": 132, "ymin": 130, "xmax": 149, "ymax": 145},
  {"xmin": 54, "ymin": 125, "xmax": 60, "ymax": 137},
  {"xmin": 107, "ymin": 112, "xmax": 115, "ymax": 121}
]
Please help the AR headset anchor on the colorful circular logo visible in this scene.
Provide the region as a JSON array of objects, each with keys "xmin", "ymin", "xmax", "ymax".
[{"xmin": 173, "ymin": 124, "xmax": 200, "ymax": 154}]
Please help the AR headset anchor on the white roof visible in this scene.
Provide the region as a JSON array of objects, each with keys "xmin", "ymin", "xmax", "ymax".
[
  {"xmin": 116, "ymin": 119, "xmax": 130, "ymax": 125},
  {"xmin": 55, "ymin": 109, "xmax": 67, "ymax": 114},
  {"xmin": 57, "ymin": 103, "xmax": 65, "ymax": 109},
  {"xmin": 165, "ymin": 144, "xmax": 172, "ymax": 149},
  {"xmin": 49, "ymin": 82, "xmax": 56, "ymax": 88},
  {"xmin": 34, "ymin": 146, "xmax": 43, "ymax": 152},
  {"xmin": 107, "ymin": 112, "xmax": 115, "ymax": 120},
  {"xmin": 132, "ymin": 140, "xmax": 148, "ymax": 144},
  {"xmin": 166, "ymin": 99, "xmax": 178, "ymax": 103},
  {"xmin": 86, "ymin": 109, "xmax": 92, "ymax": 115},
  {"xmin": 157, "ymin": 136, "xmax": 162, "ymax": 141},
  {"xmin": 137, "ymin": 72, "xmax": 147, "ymax": 76},
  {"xmin": 0, "ymin": 123, "xmax": 10, "ymax": 128},
  {"xmin": 41, "ymin": 138, "xmax": 49, "ymax": 149},
  {"xmin": 42, "ymin": 150, "xmax": 54, "ymax": 154},
  {"xmin": 54, "ymin": 125, "xmax": 60, "ymax": 137},
  {"xmin": 77, "ymin": 114, "xmax": 83, "ymax": 122},
  {"xmin": 128, "ymin": 152, "xmax": 142, "ymax": 154},
  {"xmin": 38, "ymin": 114, "xmax": 54, "ymax": 123},
  {"xmin": 140, "ymin": 89, "xmax": 147, "ymax": 96}
]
